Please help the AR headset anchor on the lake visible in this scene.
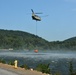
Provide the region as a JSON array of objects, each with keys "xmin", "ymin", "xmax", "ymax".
[{"xmin": 0, "ymin": 50, "xmax": 76, "ymax": 75}]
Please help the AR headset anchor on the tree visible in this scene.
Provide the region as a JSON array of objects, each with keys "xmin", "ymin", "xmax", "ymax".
[
  {"xmin": 69, "ymin": 61, "xmax": 73, "ymax": 75},
  {"xmin": 35, "ymin": 63, "xmax": 51, "ymax": 74}
]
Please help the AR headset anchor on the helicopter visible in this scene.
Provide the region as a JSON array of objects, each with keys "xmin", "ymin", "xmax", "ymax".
[{"xmin": 31, "ymin": 9, "xmax": 41, "ymax": 21}]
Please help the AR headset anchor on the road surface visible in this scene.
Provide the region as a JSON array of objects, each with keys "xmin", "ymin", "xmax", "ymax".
[
  {"xmin": 0, "ymin": 63, "xmax": 48, "ymax": 75},
  {"xmin": 0, "ymin": 68, "xmax": 18, "ymax": 75}
]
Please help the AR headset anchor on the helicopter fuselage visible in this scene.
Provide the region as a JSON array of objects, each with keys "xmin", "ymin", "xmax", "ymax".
[{"xmin": 32, "ymin": 13, "xmax": 41, "ymax": 21}]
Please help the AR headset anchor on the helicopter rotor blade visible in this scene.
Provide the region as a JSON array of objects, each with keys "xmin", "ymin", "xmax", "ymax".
[
  {"xmin": 31, "ymin": 9, "xmax": 42, "ymax": 14},
  {"xmin": 35, "ymin": 13, "xmax": 43, "ymax": 14},
  {"xmin": 31, "ymin": 9, "xmax": 34, "ymax": 13},
  {"xmin": 41, "ymin": 15, "xmax": 48, "ymax": 17}
]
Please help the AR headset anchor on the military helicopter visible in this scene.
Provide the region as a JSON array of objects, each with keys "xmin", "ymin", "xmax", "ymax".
[{"xmin": 31, "ymin": 9, "xmax": 41, "ymax": 21}]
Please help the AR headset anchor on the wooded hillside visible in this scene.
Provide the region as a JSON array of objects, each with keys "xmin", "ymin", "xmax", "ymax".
[{"xmin": 0, "ymin": 29, "xmax": 76, "ymax": 50}]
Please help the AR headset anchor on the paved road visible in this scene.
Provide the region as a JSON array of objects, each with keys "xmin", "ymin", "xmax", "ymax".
[
  {"xmin": 0, "ymin": 68, "xmax": 19, "ymax": 75},
  {"xmin": 0, "ymin": 63, "xmax": 48, "ymax": 75}
]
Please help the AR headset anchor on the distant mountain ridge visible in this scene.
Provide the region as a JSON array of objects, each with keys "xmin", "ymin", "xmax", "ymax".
[
  {"xmin": 64, "ymin": 37, "xmax": 76, "ymax": 42},
  {"xmin": 0, "ymin": 29, "xmax": 76, "ymax": 50}
]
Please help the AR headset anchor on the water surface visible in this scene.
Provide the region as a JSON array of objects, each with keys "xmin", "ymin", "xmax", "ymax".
[{"xmin": 0, "ymin": 50, "xmax": 76, "ymax": 75}]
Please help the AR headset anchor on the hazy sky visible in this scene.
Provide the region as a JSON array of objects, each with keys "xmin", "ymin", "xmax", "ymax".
[{"xmin": 0, "ymin": 0, "xmax": 76, "ymax": 41}]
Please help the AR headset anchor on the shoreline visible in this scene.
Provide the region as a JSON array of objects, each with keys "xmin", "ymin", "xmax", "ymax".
[{"xmin": 0, "ymin": 63, "xmax": 49, "ymax": 75}]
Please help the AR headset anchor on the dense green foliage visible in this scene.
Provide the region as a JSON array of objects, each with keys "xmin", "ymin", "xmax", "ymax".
[
  {"xmin": 0, "ymin": 29, "xmax": 49, "ymax": 50},
  {"xmin": 69, "ymin": 61, "xmax": 73, "ymax": 75},
  {"xmin": 8, "ymin": 60, "xmax": 14, "ymax": 65},
  {"xmin": 69, "ymin": 61, "xmax": 76, "ymax": 75},
  {"xmin": 0, "ymin": 29, "xmax": 76, "ymax": 50},
  {"xmin": 35, "ymin": 63, "xmax": 51, "ymax": 74},
  {"xmin": 20, "ymin": 64, "xmax": 30, "ymax": 69},
  {"xmin": 0, "ymin": 58, "xmax": 6, "ymax": 64},
  {"xmin": 49, "ymin": 37, "xmax": 76, "ymax": 50}
]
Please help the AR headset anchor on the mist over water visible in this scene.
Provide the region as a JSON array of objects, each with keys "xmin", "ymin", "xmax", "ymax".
[
  {"xmin": 0, "ymin": 50, "xmax": 76, "ymax": 59},
  {"xmin": 0, "ymin": 50, "xmax": 76, "ymax": 75}
]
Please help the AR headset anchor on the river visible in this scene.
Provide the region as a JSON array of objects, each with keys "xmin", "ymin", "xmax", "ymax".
[{"xmin": 0, "ymin": 50, "xmax": 76, "ymax": 75}]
